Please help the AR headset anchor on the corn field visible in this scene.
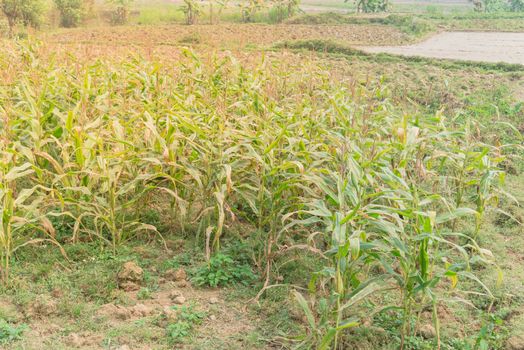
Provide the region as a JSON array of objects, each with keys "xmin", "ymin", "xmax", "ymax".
[{"xmin": 0, "ymin": 40, "xmax": 517, "ymax": 349}]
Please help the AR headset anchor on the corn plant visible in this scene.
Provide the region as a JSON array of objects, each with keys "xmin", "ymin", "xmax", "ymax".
[
  {"xmin": 0, "ymin": 41, "xmax": 515, "ymax": 349},
  {"xmin": 283, "ymin": 81, "xmax": 506, "ymax": 348},
  {"xmin": 0, "ymin": 149, "xmax": 65, "ymax": 284}
]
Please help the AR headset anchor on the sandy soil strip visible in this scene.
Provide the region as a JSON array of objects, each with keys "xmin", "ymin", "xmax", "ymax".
[{"xmin": 362, "ymin": 31, "xmax": 524, "ymax": 65}]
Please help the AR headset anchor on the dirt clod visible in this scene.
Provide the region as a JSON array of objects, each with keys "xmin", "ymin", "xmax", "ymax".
[
  {"xmin": 131, "ymin": 303, "xmax": 156, "ymax": 317},
  {"xmin": 27, "ymin": 297, "xmax": 58, "ymax": 317},
  {"xmin": 507, "ymin": 336, "xmax": 524, "ymax": 350},
  {"xmin": 117, "ymin": 261, "xmax": 144, "ymax": 289},
  {"xmin": 51, "ymin": 288, "xmax": 63, "ymax": 298},
  {"xmin": 66, "ymin": 332, "xmax": 103, "ymax": 348},
  {"xmin": 209, "ymin": 297, "xmax": 219, "ymax": 304},
  {"xmin": 419, "ymin": 324, "xmax": 436, "ymax": 339},
  {"xmin": 175, "ymin": 280, "xmax": 190, "ymax": 288},
  {"xmin": 165, "ymin": 268, "xmax": 187, "ymax": 282},
  {"xmin": 120, "ymin": 281, "xmax": 141, "ymax": 292},
  {"xmin": 173, "ymin": 296, "xmax": 186, "ymax": 305},
  {"xmin": 162, "ymin": 306, "xmax": 177, "ymax": 322},
  {"xmin": 169, "ymin": 290, "xmax": 183, "ymax": 300},
  {"xmin": 97, "ymin": 304, "xmax": 132, "ymax": 320}
]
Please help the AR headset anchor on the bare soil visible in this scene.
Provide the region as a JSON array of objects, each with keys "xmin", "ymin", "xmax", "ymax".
[
  {"xmin": 11, "ymin": 276, "xmax": 256, "ymax": 349},
  {"xmin": 45, "ymin": 23, "xmax": 408, "ymax": 49},
  {"xmin": 363, "ymin": 31, "xmax": 524, "ymax": 64}
]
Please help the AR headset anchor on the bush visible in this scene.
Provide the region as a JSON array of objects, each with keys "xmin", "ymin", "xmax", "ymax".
[{"xmin": 54, "ymin": 0, "xmax": 85, "ymax": 27}]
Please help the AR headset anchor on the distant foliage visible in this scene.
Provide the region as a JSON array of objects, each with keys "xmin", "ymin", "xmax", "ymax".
[
  {"xmin": 181, "ymin": 0, "xmax": 201, "ymax": 25},
  {"xmin": 347, "ymin": 0, "xmax": 389, "ymax": 13},
  {"xmin": 215, "ymin": 0, "xmax": 231, "ymax": 23},
  {"xmin": 476, "ymin": 0, "xmax": 524, "ymax": 11},
  {"xmin": 54, "ymin": 0, "xmax": 85, "ymax": 27},
  {"xmin": 0, "ymin": 0, "xmax": 45, "ymax": 35},
  {"xmin": 481, "ymin": 0, "xmax": 508, "ymax": 11},
  {"xmin": 106, "ymin": 0, "xmax": 133, "ymax": 25},
  {"xmin": 509, "ymin": 0, "xmax": 524, "ymax": 10},
  {"xmin": 271, "ymin": 0, "xmax": 301, "ymax": 23},
  {"xmin": 239, "ymin": 0, "xmax": 265, "ymax": 22}
]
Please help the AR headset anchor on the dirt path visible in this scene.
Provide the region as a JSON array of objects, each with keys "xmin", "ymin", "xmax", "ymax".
[{"xmin": 362, "ymin": 31, "xmax": 524, "ymax": 65}]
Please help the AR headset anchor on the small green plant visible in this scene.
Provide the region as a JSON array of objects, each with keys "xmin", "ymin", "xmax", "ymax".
[
  {"xmin": 0, "ymin": 320, "xmax": 27, "ymax": 344},
  {"xmin": 137, "ymin": 287, "xmax": 152, "ymax": 300},
  {"xmin": 192, "ymin": 253, "xmax": 256, "ymax": 287},
  {"xmin": 166, "ymin": 321, "xmax": 191, "ymax": 343},
  {"xmin": 174, "ymin": 304, "xmax": 206, "ymax": 324},
  {"xmin": 166, "ymin": 303, "xmax": 206, "ymax": 344}
]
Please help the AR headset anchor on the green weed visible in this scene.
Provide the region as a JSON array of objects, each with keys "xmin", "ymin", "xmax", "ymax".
[
  {"xmin": 166, "ymin": 303, "xmax": 206, "ymax": 344},
  {"xmin": 192, "ymin": 253, "xmax": 256, "ymax": 287},
  {"xmin": 0, "ymin": 319, "xmax": 27, "ymax": 344}
]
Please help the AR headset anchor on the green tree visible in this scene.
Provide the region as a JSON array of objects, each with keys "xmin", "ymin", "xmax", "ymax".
[
  {"xmin": 0, "ymin": 0, "xmax": 44, "ymax": 35},
  {"xmin": 54, "ymin": 0, "xmax": 85, "ymax": 27}
]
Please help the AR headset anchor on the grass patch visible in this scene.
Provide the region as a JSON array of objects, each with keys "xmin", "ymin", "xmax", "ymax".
[
  {"xmin": 286, "ymin": 11, "xmax": 524, "ymax": 33},
  {"xmin": 286, "ymin": 13, "xmax": 434, "ymax": 36},
  {"xmin": 135, "ymin": 6, "xmax": 183, "ymax": 25}
]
